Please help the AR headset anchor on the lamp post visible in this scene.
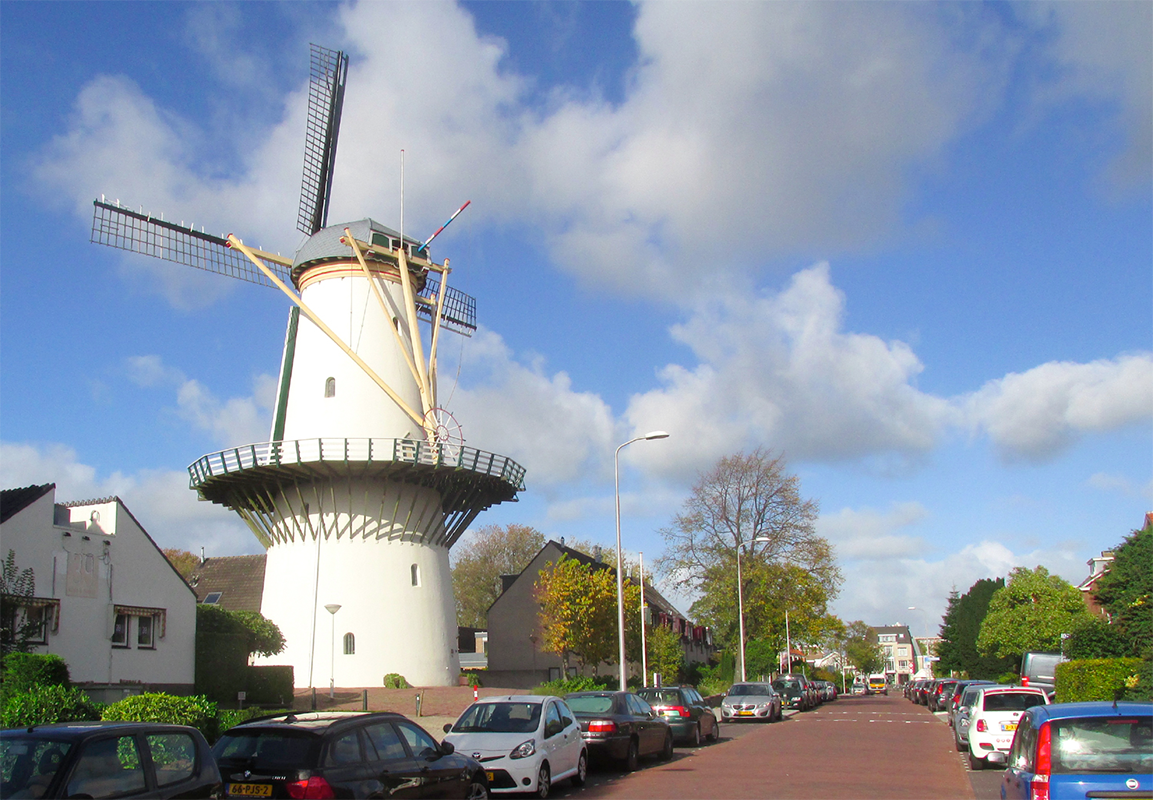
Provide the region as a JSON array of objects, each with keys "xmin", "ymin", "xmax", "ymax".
[
  {"xmin": 615, "ymin": 431, "xmax": 669, "ymax": 692},
  {"xmin": 736, "ymin": 535, "xmax": 770, "ymax": 682},
  {"xmin": 325, "ymin": 604, "xmax": 341, "ymax": 698}
]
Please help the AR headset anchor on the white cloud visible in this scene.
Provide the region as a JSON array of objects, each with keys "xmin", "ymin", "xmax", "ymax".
[
  {"xmin": 819, "ymin": 502, "xmax": 931, "ymax": 562},
  {"xmin": 963, "ymin": 354, "xmax": 1153, "ymax": 461},
  {"xmin": 0, "ymin": 441, "xmax": 255, "ymax": 558}
]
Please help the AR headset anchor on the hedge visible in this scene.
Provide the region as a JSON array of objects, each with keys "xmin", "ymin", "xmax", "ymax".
[
  {"xmin": 244, "ymin": 665, "xmax": 294, "ymax": 707},
  {"xmin": 102, "ymin": 693, "xmax": 219, "ymax": 742},
  {"xmin": 1055, "ymin": 657, "xmax": 1142, "ymax": 703},
  {"xmin": 1, "ymin": 684, "xmax": 101, "ymax": 728},
  {"xmin": 1, "ymin": 653, "xmax": 71, "ymax": 704}
]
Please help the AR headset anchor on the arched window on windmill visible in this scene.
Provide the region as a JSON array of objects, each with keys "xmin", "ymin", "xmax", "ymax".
[
  {"xmin": 410, "ymin": 564, "xmax": 421, "ymax": 587},
  {"xmin": 343, "ymin": 632, "xmax": 355, "ymax": 655},
  {"xmin": 324, "ymin": 377, "xmax": 335, "ymax": 398}
]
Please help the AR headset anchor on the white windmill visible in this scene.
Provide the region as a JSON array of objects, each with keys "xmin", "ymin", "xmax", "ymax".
[{"xmin": 90, "ymin": 45, "xmax": 524, "ymax": 688}]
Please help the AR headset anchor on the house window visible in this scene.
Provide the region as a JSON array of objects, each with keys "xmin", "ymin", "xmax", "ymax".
[
  {"xmin": 112, "ymin": 613, "xmax": 129, "ymax": 647},
  {"xmin": 410, "ymin": 564, "xmax": 420, "ymax": 587},
  {"xmin": 137, "ymin": 615, "xmax": 155, "ymax": 649},
  {"xmin": 202, "ymin": 592, "xmax": 222, "ymax": 605},
  {"xmin": 343, "ymin": 632, "xmax": 355, "ymax": 655},
  {"xmin": 325, "ymin": 377, "xmax": 336, "ymax": 398}
]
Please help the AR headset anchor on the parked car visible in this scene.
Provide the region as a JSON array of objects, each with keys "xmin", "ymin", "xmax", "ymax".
[
  {"xmin": 563, "ymin": 691, "xmax": 672, "ymax": 769},
  {"xmin": 928, "ymin": 679, "xmax": 960, "ymax": 712},
  {"xmin": 1019, "ymin": 651, "xmax": 1067, "ymax": 698},
  {"xmin": 947, "ymin": 681, "xmax": 996, "ymax": 730},
  {"xmin": 213, "ymin": 711, "xmax": 488, "ymax": 799},
  {"xmin": 966, "ymin": 685, "xmax": 1049, "ymax": 770},
  {"xmin": 0, "ymin": 721, "xmax": 221, "ymax": 799},
  {"xmin": 721, "ymin": 682, "xmax": 783, "ymax": 722},
  {"xmin": 636, "ymin": 685, "xmax": 719, "ymax": 745},
  {"xmin": 442, "ymin": 695, "xmax": 585, "ymax": 798},
  {"xmin": 772, "ymin": 675, "xmax": 813, "ymax": 712},
  {"xmin": 993, "ymin": 701, "xmax": 1153, "ymax": 799}
]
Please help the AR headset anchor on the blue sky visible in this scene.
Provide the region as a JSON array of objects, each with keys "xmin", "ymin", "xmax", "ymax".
[{"xmin": 2, "ymin": 1, "xmax": 1150, "ymax": 639}]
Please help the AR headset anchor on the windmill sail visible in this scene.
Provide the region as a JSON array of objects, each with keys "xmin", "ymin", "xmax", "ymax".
[
  {"xmin": 297, "ymin": 44, "xmax": 349, "ymax": 236},
  {"xmin": 90, "ymin": 200, "xmax": 291, "ymax": 287}
]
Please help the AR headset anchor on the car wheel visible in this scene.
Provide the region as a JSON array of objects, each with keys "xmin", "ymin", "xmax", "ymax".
[
  {"xmin": 623, "ymin": 738, "xmax": 639, "ymax": 772},
  {"xmin": 968, "ymin": 751, "xmax": 985, "ymax": 771},
  {"xmin": 707, "ymin": 719, "xmax": 719, "ymax": 741},
  {"xmin": 535, "ymin": 762, "xmax": 551, "ymax": 798},
  {"xmin": 466, "ymin": 778, "xmax": 489, "ymax": 800},
  {"xmin": 570, "ymin": 750, "xmax": 588, "ymax": 787},
  {"xmin": 659, "ymin": 731, "xmax": 674, "ymax": 761},
  {"xmin": 690, "ymin": 722, "xmax": 701, "ymax": 747}
]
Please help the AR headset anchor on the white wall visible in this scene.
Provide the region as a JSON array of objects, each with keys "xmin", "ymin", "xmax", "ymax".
[{"xmin": 0, "ymin": 490, "xmax": 196, "ymax": 689}]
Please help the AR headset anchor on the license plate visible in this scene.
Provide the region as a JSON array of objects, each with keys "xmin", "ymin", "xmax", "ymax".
[
  {"xmin": 738, "ymin": 710, "xmax": 753, "ymax": 716},
  {"xmin": 486, "ymin": 771, "xmax": 495, "ymax": 782},
  {"xmin": 1002, "ymin": 722, "xmax": 1018, "ymax": 732},
  {"xmin": 227, "ymin": 784, "xmax": 272, "ymax": 797}
]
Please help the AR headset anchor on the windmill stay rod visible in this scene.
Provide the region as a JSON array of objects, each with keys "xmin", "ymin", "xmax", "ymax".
[{"xmin": 416, "ymin": 200, "xmax": 471, "ymax": 255}]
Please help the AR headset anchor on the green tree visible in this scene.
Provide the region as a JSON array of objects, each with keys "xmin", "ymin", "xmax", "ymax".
[
  {"xmin": 452, "ymin": 524, "xmax": 546, "ymax": 628},
  {"xmin": 535, "ymin": 556, "xmax": 620, "ymax": 674},
  {"xmin": 1065, "ymin": 615, "xmax": 1129, "ymax": 660},
  {"xmin": 0, "ymin": 550, "xmax": 37, "ymax": 655},
  {"xmin": 646, "ymin": 624, "xmax": 685, "ymax": 685},
  {"xmin": 656, "ymin": 449, "xmax": 840, "ymax": 672},
  {"xmin": 1092, "ymin": 522, "xmax": 1153, "ymax": 657},
  {"xmin": 977, "ymin": 566, "xmax": 1092, "ymax": 661},
  {"xmin": 163, "ymin": 548, "xmax": 200, "ymax": 581},
  {"xmin": 843, "ymin": 621, "xmax": 884, "ymax": 675},
  {"xmin": 936, "ymin": 578, "xmax": 1015, "ymax": 679},
  {"xmin": 196, "ymin": 605, "xmax": 285, "ymax": 658}
]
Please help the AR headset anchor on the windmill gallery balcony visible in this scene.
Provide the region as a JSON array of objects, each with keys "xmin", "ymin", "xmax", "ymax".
[{"xmin": 188, "ymin": 438, "xmax": 525, "ymax": 549}]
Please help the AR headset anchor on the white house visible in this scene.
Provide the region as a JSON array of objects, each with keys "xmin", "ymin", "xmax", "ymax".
[{"xmin": 0, "ymin": 484, "xmax": 196, "ymax": 700}]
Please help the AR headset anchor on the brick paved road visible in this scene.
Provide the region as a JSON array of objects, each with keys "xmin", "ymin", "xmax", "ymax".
[{"xmin": 576, "ymin": 693, "xmax": 975, "ymax": 799}]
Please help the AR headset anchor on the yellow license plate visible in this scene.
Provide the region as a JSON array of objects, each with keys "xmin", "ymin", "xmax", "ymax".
[
  {"xmin": 1002, "ymin": 723, "xmax": 1018, "ymax": 732},
  {"xmin": 486, "ymin": 771, "xmax": 495, "ymax": 782},
  {"xmin": 739, "ymin": 710, "xmax": 754, "ymax": 716},
  {"xmin": 227, "ymin": 784, "xmax": 272, "ymax": 797}
]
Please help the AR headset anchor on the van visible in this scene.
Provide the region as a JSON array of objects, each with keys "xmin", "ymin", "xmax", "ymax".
[
  {"xmin": 1019, "ymin": 652, "xmax": 1066, "ymax": 696},
  {"xmin": 867, "ymin": 674, "xmax": 888, "ymax": 696}
]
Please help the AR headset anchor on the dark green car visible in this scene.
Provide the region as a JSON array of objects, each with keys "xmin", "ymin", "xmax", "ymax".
[{"xmin": 636, "ymin": 686, "xmax": 720, "ymax": 746}]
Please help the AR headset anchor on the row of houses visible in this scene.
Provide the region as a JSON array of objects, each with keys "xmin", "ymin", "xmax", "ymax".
[{"xmin": 1, "ymin": 485, "xmax": 712, "ymax": 694}]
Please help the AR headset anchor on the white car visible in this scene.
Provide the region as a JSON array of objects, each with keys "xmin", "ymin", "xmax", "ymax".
[
  {"xmin": 966, "ymin": 685, "xmax": 1049, "ymax": 770},
  {"xmin": 443, "ymin": 695, "xmax": 587, "ymax": 798}
]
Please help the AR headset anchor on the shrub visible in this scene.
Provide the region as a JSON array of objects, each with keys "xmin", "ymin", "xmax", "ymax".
[
  {"xmin": 383, "ymin": 673, "xmax": 411, "ymax": 689},
  {"xmin": 102, "ymin": 693, "xmax": 219, "ymax": 741},
  {"xmin": 1, "ymin": 684, "xmax": 101, "ymax": 728},
  {"xmin": 1055, "ymin": 658, "xmax": 1143, "ymax": 703},
  {"xmin": 1, "ymin": 653, "xmax": 71, "ymax": 703},
  {"xmin": 461, "ymin": 671, "xmax": 483, "ymax": 687},
  {"xmin": 1121, "ymin": 654, "xmax": 1152, "ymax": 701},
  {"xmin": 531, "ymin": 675, "xmax": 610, "ymax": 696},
  {"xmin": 217, "ymin": 706, "xmax": 295, "ymax": 736},
  {"xmin": 996, "ymin": 671, "xmax": 1020, "ymax": 684},
  {"xmin": 245, "ymin": 665, "xmax": 294, "ymax": 707}
]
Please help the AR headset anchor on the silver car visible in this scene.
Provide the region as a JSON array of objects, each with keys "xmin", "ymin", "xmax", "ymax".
[
  {"xmin": 721, "ymin": 682, "xmax": 782, "ymax": 723},
  {"xmin": 953, "ymin": 685, "xmax": 984, "ymax": 751}
]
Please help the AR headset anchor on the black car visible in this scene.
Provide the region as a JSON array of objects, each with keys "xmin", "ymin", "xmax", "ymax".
[
  {"xmin": 771, "ymin": 675, "xmax": 814, "ymax": 711},
  {"xmin": 563, "ymin": 691, "xmax": 673, "ymax": 771},
  {"xmin": 0, "ymin": 721, "xmax": 221, "ymax": 799},
  {"xmin": 212, "ymin": 711, "xmax": 488, "ymax": 799},
  {"xmin": 636, "ymin": 685, "xmax": 720, "ymax": 745}
]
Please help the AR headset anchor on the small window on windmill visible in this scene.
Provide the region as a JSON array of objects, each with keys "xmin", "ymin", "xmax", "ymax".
[
  {"xmin": 325, "ymin": 377, "xmax": 336, "ymax": 398},
  {"xmin": 410, "ymin": 564, "xmax": 421, "ymax": 587},
  {"xmin": 343, "ymin": 632, "xmax": 355, "ymax": 655},
  {"xmin": 203, "ymin": 592, "xmax": 222, "ymax": 605}
]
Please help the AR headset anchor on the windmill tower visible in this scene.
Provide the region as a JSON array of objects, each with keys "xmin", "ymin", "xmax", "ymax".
[{"xmin": 90, "ymin": 45, "xmax": 524, "ymax": 688}]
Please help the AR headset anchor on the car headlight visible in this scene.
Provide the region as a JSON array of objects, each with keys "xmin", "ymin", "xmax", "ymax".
[{"xmin": 509, "ymin": 739, "xmax": 537, "ymax": 760}]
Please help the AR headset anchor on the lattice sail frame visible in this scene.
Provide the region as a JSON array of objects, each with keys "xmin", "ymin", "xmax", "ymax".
[{"xmin": 298, "ymin": 44, "xmax": 348, "ymax": 236}]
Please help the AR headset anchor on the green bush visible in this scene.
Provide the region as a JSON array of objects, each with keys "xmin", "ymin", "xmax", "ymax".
[
  {"xmin": 461, "ymin": 671, "xmax": 483, "ymax": 687},
  {"xmin": 383, "ymin": 673, "xmax": 411, "ymax": 689},
  {"xmin": 1055, "ymin": 658, "xmax": 1143, "ymax": 703},
  {"xmin": 195, "ymin": 630, "xmax": 249, "ymax": 703},
  {"xmin": 1, "ymin": 653, "xmax": 71, "ymax": 704},
  {"xmin": 1121, "ymin": 654, "xmax": 1152, "ymax": 701},
  {"xmin": 996, "ymin": 671, "xmax": 1020, "ymax": 684},
  {"xmin": 102, "ymin": 693, "xmax": 219, "ymax": 741},
  {"xmin": 245, "ymin": 665, "xmax": 294, "ymax": 707},
  {"xmin": 531, "ymin": 675, "xmax": 611, "ymax": 696},
  {"xmin": 1, "ymin": 684, "xmax": 101, "ymax": 728},
  {"xmin": 217, "ymin": 706, "xmax": 295, "ymax": 736}
]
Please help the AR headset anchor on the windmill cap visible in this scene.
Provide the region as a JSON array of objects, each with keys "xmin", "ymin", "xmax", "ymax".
[{"xmin": 292, "ymin": 218, "xmax": 423, "ymax": 271}]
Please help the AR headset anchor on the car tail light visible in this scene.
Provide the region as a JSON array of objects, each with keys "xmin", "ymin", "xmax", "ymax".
[
  {"xmin": 975, "ymin": 718, "xmax": 987, "ymax": 733},
  {"xmin": 286, "ymin": 775, "xmax": 336, "ymax": 800},
  {"xmin": 1030, "ymin": 721, "xmax": 1051, "ymax": 800},
  {"xmin": 667, "ymin": 706, "xmax": 690, "ymax": 717},
  {"xmin": 588, "ymin": 720, "xmax": 618, "ymax": 733}
]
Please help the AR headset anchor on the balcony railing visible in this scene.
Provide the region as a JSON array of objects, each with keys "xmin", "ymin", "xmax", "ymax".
[{"xmin": 188, "ymin": 438, "xmax": 526, "ymax": 491}]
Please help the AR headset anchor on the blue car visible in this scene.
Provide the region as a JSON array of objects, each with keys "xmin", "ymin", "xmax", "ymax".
[{"xmin": 994, "ymin": 701, "xmax": 1152, "ymax": 800}]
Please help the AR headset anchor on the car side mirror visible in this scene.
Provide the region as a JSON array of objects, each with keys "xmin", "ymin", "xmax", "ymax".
[
  {"xmin": 439, "ymin": 740, "xmax": 455, "ymax": 756},
  {"xmin": 443, "ymin": 723, "xmax": 452, "ymax": 733}
]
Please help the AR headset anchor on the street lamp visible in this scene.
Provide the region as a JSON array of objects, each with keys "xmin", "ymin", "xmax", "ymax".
[
  {"xmin": 737, "ymin": 535, "xmax": 770, "ymax": 682},
  {"xmin": 615, "ymin": 431, "xmax": 669, "ymax": 692},
  {"xmin": 325, "ymin": 603, "xmax": 341, "ymax": 699}
]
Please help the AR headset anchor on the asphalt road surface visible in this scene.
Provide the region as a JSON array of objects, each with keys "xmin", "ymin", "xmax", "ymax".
[{"xmin": 545, "ymin": 693, "xmax": 977, "ymax": 799}]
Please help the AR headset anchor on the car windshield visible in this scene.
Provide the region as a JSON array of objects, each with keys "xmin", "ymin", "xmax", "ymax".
[
  {"xmin": 639, "ymin": 691, "xmax": 683, "ymax": 706},
  {"xmin": 729, "ymin": 684, "xmax": 770, "ymax": 697},
  {"xmin": 1051, "ymin": 717, "xmax": 1153, "ymax": 774},
  {"xmin": 213, "ymin": 729, "xmax": 317, "ymax": 768},
  {"xmin": 452, "ymin": 702, "xmax": 542, "ymax": 734},
  {"xmin": 565, "ymin": 696, "xmax": 615, "ymax": 714},
  {"xmin": 982, "ymin": 693, "xmax": 1047, "ymax": 712},
  {"xmin": 1, "ymin": 738, "xmax": 73, "ymax": 799}
]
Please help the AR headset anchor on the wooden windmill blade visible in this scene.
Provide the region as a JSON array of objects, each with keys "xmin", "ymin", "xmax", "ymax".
[
  {"xmin": 90, "ymin": 199, "xmax": 292, "ymax": 285},
  {"xmin": 297, "ymin": 44, "xmax": 348, "ymax": 236}
]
